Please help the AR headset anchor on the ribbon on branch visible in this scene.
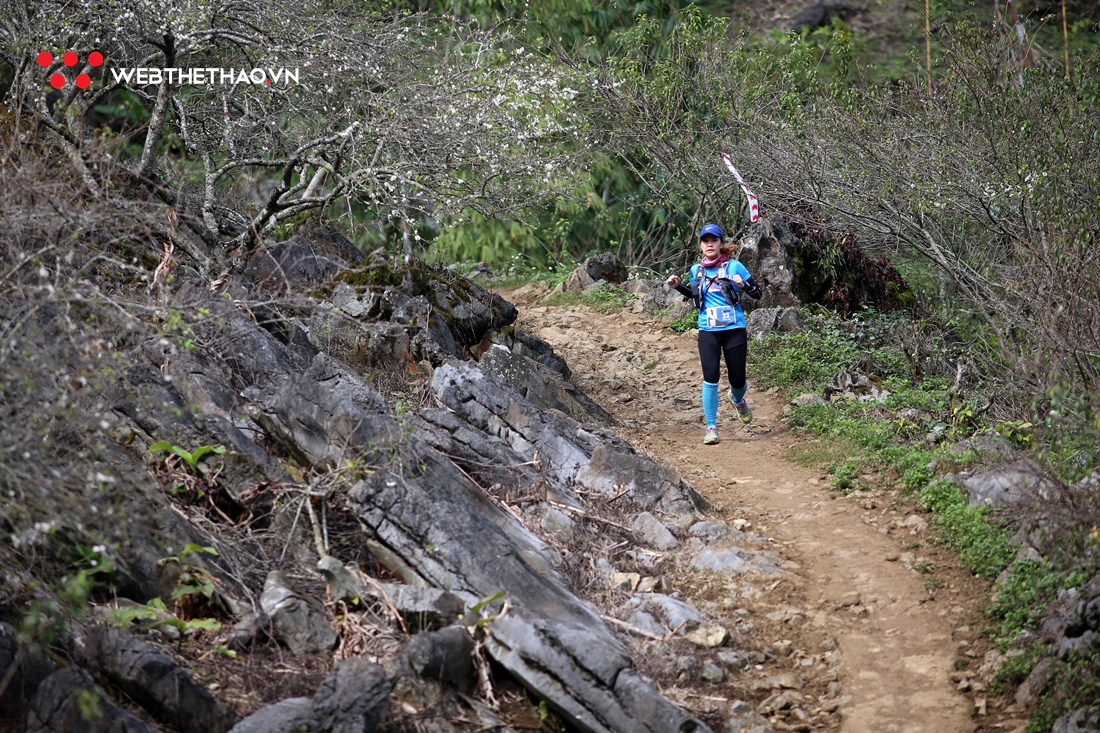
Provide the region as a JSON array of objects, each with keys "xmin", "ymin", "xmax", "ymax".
[{"xmin": 720, "ymin": 153, "xmax": 759, "ymax": 223}]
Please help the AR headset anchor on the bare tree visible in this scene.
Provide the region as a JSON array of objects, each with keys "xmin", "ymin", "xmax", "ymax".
[
  {"xmin": 1, "ymin": 0, "xmax": 584, "ymax": 273},
  {"xmin": 583, "ymin": 16, "xmax": 1100, "ymax": 406}
]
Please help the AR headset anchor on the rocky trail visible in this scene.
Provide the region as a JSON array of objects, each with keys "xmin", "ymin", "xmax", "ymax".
[
  {"xmin": 5, "ymin": 223, "xmax": 1050, "ymax": 733},
  {"xmin": 503, "ymin": 291, "xmax": 1005, "ymax": 733}
]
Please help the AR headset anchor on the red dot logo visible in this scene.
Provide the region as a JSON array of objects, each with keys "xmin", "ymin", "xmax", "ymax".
[{"xmin": 38, "ymin": 50, "xmax": 104, "ymax": 90}]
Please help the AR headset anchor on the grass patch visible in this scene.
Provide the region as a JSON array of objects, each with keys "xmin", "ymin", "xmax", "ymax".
[
  {"xmin": 482, "ymin": 255, "xmax": 573, "ymax": 290},
  {"xmin": 917, "ymin": 479, "xmax": 1014, "ymax": 581},
  {"xmin": 788, "ymin": 436, "xmax": 858, "ymax": 469},
  {"xmin": 668, "ymin": 311, "xmax": 697, "ymax": 332},
  {"xmin": 543, "ymin": 281, "xmax": 636, "ymax": 313}
]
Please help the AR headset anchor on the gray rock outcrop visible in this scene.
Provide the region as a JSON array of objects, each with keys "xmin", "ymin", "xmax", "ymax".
[
  {"xmin": 734, "ymin": 218, "xmax": 801, "ymax": 312},
  {"xmin": 948, "ymin": 458, "xmax": 1056, "ymax": 507},
  {"xmin": 259, "ymin": 570, "xmax": 339, "ymax": 655},
  {"xmin": 1053, "ymin": 707, "xmax": 1100, "ymax": 733},
  {"xmin": 26, "ymin": 667, "xmax": 163, "ymax": 733},
  {"xmin": 228, "ymin": 658, "xmax": 391, "ymax": 733},
  {"xmin": 85, "ymin": 625, "xmax": 237, "ymax": 733}
]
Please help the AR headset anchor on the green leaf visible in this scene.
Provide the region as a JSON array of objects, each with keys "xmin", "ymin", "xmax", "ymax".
[
  {"xmin": 148, "ymin": 618, "xmax": 188, "ymax": 632},
  {"xmin": 169, "ymin": 445, "xmax": 195, "ymax": 465},
  {"xmin": 470, "ymin": 590, "xmax": 506, "ymax": 614},
  {"xmin": 170, "ymin": 585, "xmax": 196, "ymax": 600},
  {"xmin": 181, "ymin": 543, "xmax": 218, "ymax": 557},
  {"xmin": 190, "ymin": 445, "xmax": 225, "ymax": 464},
  {"xmin": 148, "ymin": 441, "xmax": 173, "ymax": 452},
  {"xmin": 185, "ymin": 618, "xmax": 222, "ymax": 631}
]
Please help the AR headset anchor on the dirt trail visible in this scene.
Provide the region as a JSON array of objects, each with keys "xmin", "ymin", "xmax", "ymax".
[{"xmin": 509, "ymin": 295, "xmax": 981, "ymax": 733}]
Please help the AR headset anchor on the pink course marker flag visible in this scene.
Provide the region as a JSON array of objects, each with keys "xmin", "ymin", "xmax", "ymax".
[{"xmin": 720, "ymin": 153, "xmax": 760, "ymax": 223}]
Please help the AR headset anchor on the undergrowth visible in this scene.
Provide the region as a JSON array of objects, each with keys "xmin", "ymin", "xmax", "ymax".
[
  {"xmin": 755, "ymin": 307, "xmax": 1100, "ymax": 731},
  {"xmin": 543, "ymin": 281, "xmax": 636, "ymax": 313}
]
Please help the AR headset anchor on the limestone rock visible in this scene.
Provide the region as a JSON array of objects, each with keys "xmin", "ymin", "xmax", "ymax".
[
  {"xmin": 584, "ymin": 253, "xmax": 629, "ymax": 285},
  {"xmin": 228, "ymin": 658, "xmax": 390, "ymax": 733},
  {"xmin": 226, "ymin": 698, "xmax": 317, "ymax": 733},
  {"xmin": 954, "ymin": 459, "xmax": 1056, "ymax": 507},
  {"xmin": 757, "ymin": 689, "xmax": 805, "ymax": 715},
  {"xmin": 631, "ymin": 512, "xmax": 679, "ymax": 551},
  {"xmin": 0, "ymin": 621, "xmax": 56, "ymax": 724},
  {"xmin": 85, "ymin": 625, "xmax": 237, "ymax": 733},
  {"xmin": 747, "ymin": 306, "xmax": 804, "ymax": 339},
  {"xmin": 579, "ymin": 445, "xmax": 708, "ymax": 515},
  {"xmin": 747, "ymin": 307, "xmax": 780, "ymax": 339},
  {"xmin": 788, "ymin": 1, "xmax": 856, "ymax": 32},
  {"xmin": 227, "ymin": 611, "xmax": 270, "ymax": 651},
  {"xmin": 541, "ymin": 508, "xmax": 578, "ymax": 543},
  {"xmin": 478, "ymin": 345, "xmax": 613, "ymax": 425},
  {"xmin": 432, "ymin": 362, "xmax": 705, "ymax": 516},
  {"xmin": 318, "ymin": 555, "xmax": 364, "ymax": 604},
  {"xmin": 684, "ymin": 623, "xmax": 729, "ymax": 648},
  {"xmin": 375, "ymin": 583, "xmax": 468, "ymax": 632},
  {"xmin": 952, "ymin": 431, "xmax": 1014, "ymax": 456},
  {"xmin": 245, "ymin": 226, "xmax": 364, "ymax": 292},
  {"xmin": 312, "ymin": 657, "xmax": 391, "ymax": 733},
  {"xmin": 613, "ymin": 573, "xmax": 641, "ymax": 592},
  {"xmin": 400, "ymin": 626, "xmax": 476, "ymax": 694},
  {"xmin": 1015, "ymin": 658, "xmax": 1052, "ymax": 708},
  {"xmin": 260, "ymin": 570, "xmax": 338, "ymax": 656},
  {"xmin": 565, "ymin": 254, "xmax": 628, "ymax": 292},
  {"xmin": 644, "ymin": 594, "xmax": 703, "ymax": 633},
  {"xmin": 734, "ymin": 219, "xmax": 801, "ymax": 312},
  {"xmin": 689, "ymin": 521, "xmax": 732, "ymax": 542},
  {"xmin": 625, "ymin": 611, "xmax": 668, "ymax": 638},
  {"xmin": 691, "ymin": 548, "xmax": 782, "ymax": 575},
  {"xmin": 691, "ymin": 548, "xmax": 748, "ymax": 573},
  {"xmin": 1052, "ymin": 707, "xmax": 1100, "ymax": 733},
  {"xmin": 26, "ymin": 667, "xmax": 162, "ymax": 733},
  {"xmin": 701, "ymin": 662, "xmax": 725, "ymax": 682}
]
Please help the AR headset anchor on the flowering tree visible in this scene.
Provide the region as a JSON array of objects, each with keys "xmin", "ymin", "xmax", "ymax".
[{"xmin": 1, "ymin": 0, "xmax": 583, "ymax": 272}]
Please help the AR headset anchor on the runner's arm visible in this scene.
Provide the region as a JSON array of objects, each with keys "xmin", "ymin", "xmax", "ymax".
[{"xmin": 741, "ymin": 275, "xmax": 762, "ymax": 300}]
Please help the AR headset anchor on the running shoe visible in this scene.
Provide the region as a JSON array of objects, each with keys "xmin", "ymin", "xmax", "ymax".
[
  {"xmin": 729, "ymin": 388, "xmax": 753, "ymax": 424},
  {"xmin": 703, "ymin": 427, "xmax": 719, "ymax": 445}
]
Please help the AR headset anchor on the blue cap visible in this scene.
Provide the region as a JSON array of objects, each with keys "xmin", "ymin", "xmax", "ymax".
[{"xmin": 699, "ymin": 223, "xmax": 724, "ymax": 239}]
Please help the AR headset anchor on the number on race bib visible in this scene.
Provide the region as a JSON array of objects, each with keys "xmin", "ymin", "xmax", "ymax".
[{"xmin": 706, "ymin": 306, "xmax": 737, "ymax": 328}]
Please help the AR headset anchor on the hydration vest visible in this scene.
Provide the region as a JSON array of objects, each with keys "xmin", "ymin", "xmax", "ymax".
[{"xmin": 690, "ymin": 262, "xmax": 741, "ymax": 312}]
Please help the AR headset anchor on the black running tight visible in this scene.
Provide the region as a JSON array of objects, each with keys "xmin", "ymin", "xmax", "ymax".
[{"xmin": 698, "ymin": 328, "xmax": 747, "ymax": 387}]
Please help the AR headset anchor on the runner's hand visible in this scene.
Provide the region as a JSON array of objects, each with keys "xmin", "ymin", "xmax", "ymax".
[
  {"xmin": 731, "ymin": 275, "xmax": 744, "ymax": 287},
  {"xmin": 665, "ymin": 275, "xmax": 680, "ymax": 288}
]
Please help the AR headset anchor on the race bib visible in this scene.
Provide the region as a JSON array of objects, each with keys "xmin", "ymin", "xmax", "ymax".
[{"xmin": 706, "ymin": 306, "xmax": 737, "ymax": 328}]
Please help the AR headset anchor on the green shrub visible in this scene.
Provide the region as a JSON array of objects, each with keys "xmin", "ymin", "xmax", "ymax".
[
  {"xmin": 830, "ymin": 458, "xmax": 864, "ymax": 493},
  {"xmin": 669, "ymin": 311, "xmax": 697, "ymax": 332},
  {"xmin": 986, "ymin": 560, "xmax": 1063, "ymax": 648},
  {"xmin": 991, "ymin": 644, "xmax": 1043, "ymax": 694},
  {"xmin": 1029, "ymin": 646, "xmax": 1100, "ymax": 733}
]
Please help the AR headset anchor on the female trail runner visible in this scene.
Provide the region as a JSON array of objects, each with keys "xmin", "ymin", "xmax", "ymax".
[{"xmin": 665, "ymin": 223, "xmax": 762, "ymax": 444}]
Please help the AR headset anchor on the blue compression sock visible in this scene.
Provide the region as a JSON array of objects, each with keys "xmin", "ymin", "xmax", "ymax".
[
  {"xmin": 731, "ymin": 381, "xmax": 748, "ymax": 403},
  {"xmin": 702, "ymin": 381, "xmax": 719, "ymax": 428}
]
